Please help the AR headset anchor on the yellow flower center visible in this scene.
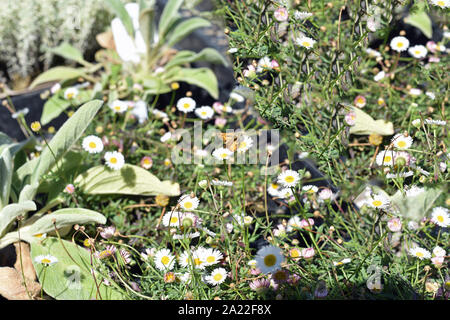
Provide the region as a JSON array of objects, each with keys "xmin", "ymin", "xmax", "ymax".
[
  {"xmin": 201, "ymin": 111, "xmax": 207, "ymax": 116},
  {"xmin": 41, "ymin": 258, "xmax": 51, "ymax": 264},
  {"xmin": 89, "ymin": 142, "xmax": 96, "ymax": 149},
  {"xmin": 290, "ymin": 249, "xmax": 300, "ymax": 258},
  {"xmin": 114, "ymin": 106, "xmax": 121, "ymax": 111},
  {"xmin": 397, "ymin": 141, "xmax": 407, "ymax": 148},
  {"xmin": 357, "ymin": 98, "xmax": 364, "ymax": 104},
  {"xmin": 271, "ymin": 183, "xmax": 279, "ymax": 189},
  {"xmin": 67, "ymin": 93, "xmax": 74, "ymax": 99},
  {"xmin": 161, "ymin": 256, "xmax": 170, "ymax": 265},
  {"xmin": 397, "ymin": 42, "xmax": 403, "ymax": 48},
  {"xmin": 221, "ymin": 153, "xmax": 228, "ymax": 159},
  {"xmin": 183, "ymin": 103, "xmax": 191, "ymax": 109},
  {"xmin": 239, "ymin": 142, "xmax": 247, "ymax": 149},
  {"xmin": 194, "ymin": 258, "xmax": 202, "ymax": 266},
  {"xmin": 285, "ymin": 176, "xmax": 295, "ymax": 183},
  {"xmin": 264, "ymin": 254, "xmax": 276, "ymax": 267},
  {"xmin": 144, "ymin": 159, "xmax": 151, "ymax": 164},
  {"xmin": 416, "ymin": 252, "xmax": 423, "ymax": 258},
  {"xmin": 384, "ymin": 156, "xmax": 392, "ymax": 162},
  {"xmin": 437, "ymin": 215, "xmax": 444, "ymax": 223},
  {"xmin": 437, "ymin": 0, "xmax": 444, "ymax": 6},
  {"xmin": 302, "ymin": 41, "xmax": 311, "ymax": 47},
  {"xmin": 110, "ymin": 157, "xmax": 117, "ymax": 164},
  {"xmin": 207, "ymin": 256, "xmax": 216, "ymax": 263},
  {"xmin": 170, "ymin": 217, "xmax": 179, "ymax": 224},
  {"xmin": 184, "ymin": 202, "xmax": 193, "ymax": 209},
  {"xmin": 415, "ymin": 50, "xmax": 421, "ymax": 55},
  {"xmin": 372, "ymin": 200, "xmax": 382, "ymax": 207},
  {"xmin": 213, "ymin": 273, "xmax": 223, "ymax": 282}
]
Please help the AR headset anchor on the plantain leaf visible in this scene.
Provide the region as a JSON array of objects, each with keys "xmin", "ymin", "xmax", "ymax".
[
  {"xmin": 165, "ymin": 48, "xmax": 228, "ymax": 69},
  {"xmin": 29, "ymin": 67, "xmax": 87, "ymax": 89},
  {"xmin": 349, "ymin": 107, "xmax": 394, "ymax": 136},
  {"xmin": 167, "ymin": 67, "xmax": 219, "ymax": 99},
  {"xmin": 166, "ymin": 17, "xmax": 211, "ymax": 47},
  {"xmin": 0, "ymin": 201, "xmax": 36, "ymax": 237},
  {"xmin": 31, "ymin": 237, "xmax": 125, "ymax": 300},
  {"xmin": 158, "ymin": 0, "xmax": 184, "ymax": 39},
  {"xmin": 74, "ymin": 164, "xmax": 180, "ymax": 197}
]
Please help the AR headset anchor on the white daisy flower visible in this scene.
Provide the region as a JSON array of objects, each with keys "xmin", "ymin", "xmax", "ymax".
[
  {"xmin": 82, "ymin": 135, "xmax": 104, "ymax": 154},
  {"xmin": 318, "ymin": 188, "xmax": 334, "ymax": 201},
  {"xmin": 11, "ymin": 108, "xmax": 29, "ymax": 119},
  {"xmin": 433, "ymin": 246, "xmax": 446, "ymax": 257},
  {"xmin": 302, "ymin": 185, "xmax": 318, "ymax": 194},
  {"xmin": 390, "ymin": 36, "xmax": 410, "ymax": 52},
  {"xmin": 162, "ymin": 211, "xmax": 183, "ymax": 227},
  {"xmin": 366, "ymin": 48, "xmax": 381, "ymax": 58},
  {"xmin": 367, "ymin": 193, "xmax": 390, "ymax": 210},
  {"xmin": 255, "ymin": 245, "xmax": 284, "ymax": 274},
  {"xmin": 391, "ymin": 133, "xmax": 413, "ymax": 150},
  {"xmin": 424, "ymin": 119, "xmax": 447, "ymax": 126},
  {"xmin": 104, "ymin": 151, "xmax": 125, "ymax": 170},
  {"xmin": 374, "ymin": 70, "xmax": 385, "ymax": 82},
  {"xmin": 178, "ymin": 195, "xmax": 200, "ymax": 211},
  {"xmin": 277, "ymin": 170, "xmax": 300, "ymax": 187},
  {"xmin": 64, "ymin": 87, "xmax": 79, "ymax": 100},
  {"xmin": 287, "ymin": 216, "xmax": 302, "ymax": 232},
  {"xmin": 408, "ymin": 45, "xmax": 428, "ymax": 59},
  {"xmin": 152, "ymin": 109, "xmax": 168, "ymax": 119},
  {"xmin": 409, "ymin": 247, "xmax": 431, "ymax": 260},
  {"xmin": 131, "ymin": 100, "xmax": 148, "ymax": 124},
  {"xmin": 195, "ymin": 106, "xmax": 214, "ymax": 120},
  {"xmin": 236, "ymin": 135, "xmax": 254, "ymax": 153},
  {"xmin": 203, "ymin": 248, "xmax": 223, "ymax": 266},
  {"xmin": 296, "ymin": 36, "xmax": 316, "ymax": 49},
  {"xmin": 176, "ymin": 97, "xmax": 196, "ymax": 113},
  {"xmin": 205, "ymin": 268, "xmax": 228, "ymax": 286},
  {"xmin": 376, "ymin": 150, "xmax": 396, "ymax": 166},
  {"xmin": 160, "ymin": 132, "xmax": 172, "ymax": 143},
  {"xmin": 274, "ymin": 7, "xmax": 289, "ymax": 22},
  {"xmin": 425, "ymin": 91, "xmax": 436, "ymax": 100},
  {"xmin": 109, "ymin": 100, "xmax": 129, "ymax": 114},
  {"xmin": 267, "ymin": 182, "xmax": 282, "ymax": 197},
  {"xmin": 230, "ymin": 92, "xmax": 245, "ymax": 102},
  {"xmin": 277, "ymin": 188, "xmax": 294, "ymax": 199},
  {"xmin": 431, "ymin": 207, "xmax": 449, "ymax": 227},
  {"xmin": 333, "ymin": 258, "xmax": 351, "ymax": 266},
  {"xmin": 154, "ymin": 249, "xmax": 176, "ymax": 271},
  {"xmin": 294, "ymin": 11, "xmax": 312, "ymax": 20},
  {"xmin": 409, "ymin": 88, "xmax": 422, "ymax": 96},
  {"xmin": 180, "ymin": 248, "xmax": 207, "ymax": 270},
  {"xmin": 430, "ymin": 0, "xmax": 449, "ymax": 8},
  {"xmin": 212, "ymin": 148, "xmax": 234, "ymax": 161},
  {"xmin": 34, "ymin": 255, "xmax": 58, "ymax": 266},
  {"xmin": 257, "ymin": 56, "xmax": 272, "ymax": 73}
]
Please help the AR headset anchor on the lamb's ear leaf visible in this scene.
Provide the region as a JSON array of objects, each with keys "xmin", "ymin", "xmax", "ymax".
[
  {"xmin": 165, "ymin": 48, "xmax": 228, "ymax": 69},
  {"xmin": 31, "ymin": 237, "xmax": 126, "ymax": 300},
  {"xmin": 390, "ymin": 188, "xmax": 443, "ymax": 222},
  {"xmin": 349, "ymin": 107, "xmax": 394, "ymax": 136},
  {"xmin": 0, "ymin": 201, "xmax": 36, "ymax": 237},
  {"xmin": 166, "ymin": 67, "xmax": 219, "ymax": 99},
  {"xmin": 74, "ymin": 164, "xmax": 180, "ymax": 197},
  {"xmin": 49, "ymin": 42, "xmax": 89, "ymax": 66},
  {"xmin": 105, "ymin": 0, "xmax": 135, "ymax": 38},
  {"xmin": 29, "ymin": 67, "xmax": 87, "ymax": 89},
  {"xmin": 404, "ymin": 3, "xmax": 432, "ymax": 39},
  {"xmin": 166, "ymin": 17, "xmax": 211, "ymax": 48},
  {"xmin": 158, "ymin": 0, "xmax": 184, "ymax": 39}
]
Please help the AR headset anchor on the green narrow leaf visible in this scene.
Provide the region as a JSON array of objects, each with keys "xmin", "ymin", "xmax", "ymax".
[
  {"xmin": 49, "ymin": 42, "xmax": 89, "ymax": 66},
  {"xmin": 168, "ymin": 67, "xmax": 219, "ymax": 99},
  {"xmin": 158, "ymin": 0, "xmax": 184, "ymax": 39},
  {"xmin": 106, "ymin": 0, "xmax": 135, "ymax": 38},
  {"xmin": 29, "ymin": 67, "xmax": 87, "ymax": 89},
  {"xmin": 29, "ymin": 100, "xmax": 104, "ymax": 185},
  {"xmin": 31, "ymin": 238, "xmax": 125, "ymax": 300},
  {"xmin": 74, "ymin": 164, "xmax": 180, "ymax": 197},
  {"xmin": 166, "ymin": 17, "xmax": 211, "ymax": 47}
]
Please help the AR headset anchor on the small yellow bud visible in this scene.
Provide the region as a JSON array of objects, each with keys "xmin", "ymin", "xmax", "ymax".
[{"xmin": 30, "ymin": 121, "xmax": 41, "ymax": 132}]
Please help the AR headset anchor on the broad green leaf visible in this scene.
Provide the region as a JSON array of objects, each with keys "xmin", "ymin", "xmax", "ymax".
[
  {"xmin": 390, "ymin": 188, "xmax": 442, "ymax": 222},
  {"xmin": 168, "ymin": 67, "xmax": 219, "ymax": 99},
  {"xmin": 349, "ymin": 107, "xmax": 394, "ymax": 136},
  {"xmin": 41, "ymin": 90, "xmax": 93, "ymax": 125},
  {"xmin": 49, "ymin": 43, "xmax": 89, "ymax": 66},
  {"xmin": 74, "ymin": 164, "xmax": 180, "ymax": 197},
  {"xmin": 29, "ymin": 67, "xmax": 87, "ymax": 89},
  {"xmin": 158, "ymin": 0, "xmax": 184, "ymax": 39},
  {"xmin": 404, "ymin": 6, "xmax": 432, "ymax": 39},
  {"xmin": 27, "ymin": 100, "xmax": 103, "ymax": 186},
  {"xmin": 166, "ymin": 17, "xmax": 211, "ymax": 47},
  {"xmin": 105, "ymin": 0, "xmax": 135, "ymax": 38},
  {"xmin": 18, "ymin": 183, "xmax": 39, "ymax": 203},
  {"xmin": 0, "ymin": 201, "xmax": 36, "ymax": 237},
  {"xmin": 28, "ymin": 208, "xmax": 106, "ymax": 236},
  {"xmin": 31, "ymin": 237, "xmax": 125, "ymax": 300},
  {"xmin": 0, "ymin": 148, "xmax": 13, "ymax": 210},
  {"xmin": 140, "ymin": 75, "xmax": 172, "ymax": 94},
  {"xmin": 0, "ymin": 132, "xmax": 13, "ymax": 146},
  {"xmin": 165, "ymin": 48, "xmax": 228, "ymax": 69}
]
